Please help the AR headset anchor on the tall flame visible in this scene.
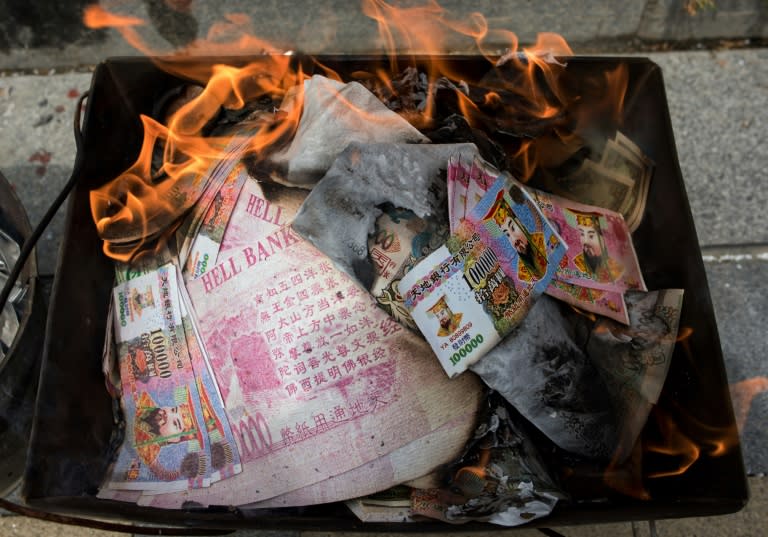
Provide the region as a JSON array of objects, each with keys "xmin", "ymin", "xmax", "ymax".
[
  {"xmin": 89, "ymin": 54, "xmax": 305, "ymax": 261},
  {"xmin": 85, "ymin": 1, "xmax": 626, "ymax": 260}
]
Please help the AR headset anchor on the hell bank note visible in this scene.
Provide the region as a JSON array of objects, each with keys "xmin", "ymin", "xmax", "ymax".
[
  {"xmin": 108, "ymin": 265, "xmax": 212, "ymax": 492},
  {"xmin": 401, "ymin": 175, "xmax": 566, "ymax": 377},
  {"xmin": 143, "ymin": 177, "xmax": 481, "ymax": 508}
]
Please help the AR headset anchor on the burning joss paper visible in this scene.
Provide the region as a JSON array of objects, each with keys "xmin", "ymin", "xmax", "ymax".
[
  {"xmin": 538, "ymin": 131, "xmax": 653, "ymax": 232},
  {"xmin": 271, "ymin": 76, "xmax": 428, "ymax": 187},
  {"xmin": 138, "ymin": 175, "xmax": 482, "ymax": 509},
  {"xmin": 401, "ymin": 176, "xmax": 566, "ymax": 377},
  {"xmin": 410, "ymin": 397, "xmax": 563, "ymax": 526},
  {"xmin": 106, "ymin": 264, "xmax": 215, "ymax": 492},
  {"xmin": 182, "ymin": 162, "xmax": 250, "ymax": 280}
]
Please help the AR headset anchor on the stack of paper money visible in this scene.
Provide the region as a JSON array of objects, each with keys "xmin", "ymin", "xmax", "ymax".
[
  {"xmin": 100, "ymin": 145, "xmax": 483, "ymax": 507},
  {"xmin": 444, "ymin": 153, "xmax": 648, "ymax": 325},
  {"xmin": 536, "ymin": 131, "xmax": 654, "ymax": 232},
  {"xmin": 401, "ymin": 168, "xmax": 567, "ymax": 377}
]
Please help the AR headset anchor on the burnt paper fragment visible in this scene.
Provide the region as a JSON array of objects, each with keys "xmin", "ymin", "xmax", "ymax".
[
  {"xmin": 469, "ymin": 295, "xmax": 619, "ymax": 460},
  {"xmin": 587, "ymin": 289, "xmax": 683, "ymax": 463},
  {"xmin": 271, "ymin": 76, "xmax": 428, "ymax": 187},
  {"xmin": 292, "ymin": 142, "xmax": 477, "ymax": 288},
  {"xmin": 411, "ymin": 394, "xmax": 563, "ymax": 526}
]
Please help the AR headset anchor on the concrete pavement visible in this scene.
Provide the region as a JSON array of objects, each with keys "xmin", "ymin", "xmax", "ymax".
[{"xmin": 0, "ymin": 1, "xmax": 766, "ymax": 72}]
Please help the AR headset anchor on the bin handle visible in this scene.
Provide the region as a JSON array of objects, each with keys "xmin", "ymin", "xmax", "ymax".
[{"xmin": 0, "ymin": 91, "xmax": 89, "ymax": 313}]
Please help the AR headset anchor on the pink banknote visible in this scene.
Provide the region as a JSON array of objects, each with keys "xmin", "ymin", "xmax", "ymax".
[
  {"xmin": 530, "ymin": 188, "xmax": 646, "ymax": 293},
  {"xmin": 447, "ymin": 153, "xmax": 471, "ymax": 232},
  {"xmin": 141, "ymin": 178, "xmax": 482, "ymax": 508}
]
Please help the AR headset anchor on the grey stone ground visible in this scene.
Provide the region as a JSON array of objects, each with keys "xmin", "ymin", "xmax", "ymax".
[
  {"xmin": 0, "ymin": 1, "xmax": 767, "ymax": 535},
  {"xmin": 0, "ymin": 1, "xmax": 766, "ymax": 71}
]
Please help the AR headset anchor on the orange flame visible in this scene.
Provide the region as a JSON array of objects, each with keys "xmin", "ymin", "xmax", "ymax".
[
  {"xmin": 730, "ymin": 376, "xmax": 768, "ymax": 433},
  {"xmin": 83, "ymin": 5, "xmax": 145, "ymax": 29},
  {"xmin": 676, "ymin": 325, "xmax": 694, "ymax": 342},
  {"xmin": 85, "ymin": 1, "xmax": 628, "ymax": 259},
  {"xmin": 603, "ymin": 396, "xmax": 740, "ymax": 500},
  {"xmin": 644, "ymin": 403, "xmax": 738, "ymax": 478},
  {"xmin": 83, "ymin": 5, "xmax": 152, "ymax": 56},
  {"xmin": 88, "ymin": 54, "xmax": 305, "ymax": 261}
]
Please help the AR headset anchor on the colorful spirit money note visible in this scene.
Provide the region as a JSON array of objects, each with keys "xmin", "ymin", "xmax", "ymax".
[
  {"xmin": 466, "ymin": 174, "xmax": 566, "ymax": 296},
  {"xmin": 447, "ymin": 153, "xmax": 470, "ymax": 232},
  {"xmin": 400, "ymin": 240, "xmax": 509, "ymax": 378},
  {"xmin": 402, "ymin": 177, "xmax": 566, "ymax": 377},
  {"xmin": 464, "ymin": 155, "xmax": 497, "ymax": 216},
  {"xmin": 177, "ymin": 134, "xmax": 253, "ymax": 271},
  {"xmin": 447, "ymin": 152, "xmax": 499, "ymax": 232},
  {"xmin": 545, "ymin": 279, "xmax": 629, "ymax": 325},
  {"xmin": 107, "ymin": 264, "xmax": 211, "ymax": 492},
  {"xmin": 530, "ymin": 188, "xmax": 647, "ymax": 293},
  {"xmin": 183, "ymin": 163, "xmax": 249, "ymax": 280},
  {"xmin": 176, "ymin": 270, "xmax": 243, "ymax": 485},
  {"xmin": 142, "ymin": 179, "xmax": 482, "ymax": 508},
  {"xmin": 102, "ymin": 296, "xmax": 121, "ymax": 398}
]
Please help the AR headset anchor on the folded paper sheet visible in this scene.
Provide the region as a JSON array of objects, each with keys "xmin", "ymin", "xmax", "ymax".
[
  {"xmin": 272, "ymin": 76, "xmax": 428, "ymax": 187},
  {"xmin": 292, "ymin": 142, "xmax": 476, "ymax": 287},
  {"xmin": 141, "ymin": 176, "xmax": 483, "ymax": 508}
]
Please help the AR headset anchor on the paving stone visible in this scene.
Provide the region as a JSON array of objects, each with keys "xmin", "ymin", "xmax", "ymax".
[
  {"xmin": 1, "ymin": 1, "xmax": 764, "ymax": 71},
  {"xmin": 704, "ymin": 252, "xmax": 768, "ymax": 475},
  {"xmin": 647, "ymin": 49, "xmax": 768, "ymax": 247},
  {"xmin": 638, "ymin": 0, "xmax": 768, "ymax": 41}
]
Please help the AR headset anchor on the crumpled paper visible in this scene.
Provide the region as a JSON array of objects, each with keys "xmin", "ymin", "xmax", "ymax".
[
  {"xmin": 271, "ymin": 76, "xmax": 428, "ymax": 187},
  {"xmin": 469, "ymin": 290, "xmax": 683, "ymax": 463},
  {"xmin": 0, "ymin": 228, "xmax": 25, "ymax": 359},
  {"xmin": 411, "ymin": 394, "xmax": 564, "ymax": 526},
  {"xmin": 470, "ymin": 295, "xmax": 619, "ymax": 460},
  {"xmin": 587, "ymin": 289, "xmax": 684, "ymax": 462},
  {"xmin": 292, "ymin": 142, "xmax": 476, "ymax": 288}
]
